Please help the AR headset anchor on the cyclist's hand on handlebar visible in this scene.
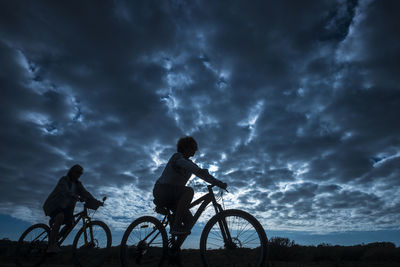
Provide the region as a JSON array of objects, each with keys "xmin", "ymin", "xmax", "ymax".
[
  {"xmin": 221, "ymin": 182, "xmax": 228, "ymax": 190},
  {"xmin": 215, "ymin": 180, "xmax": 228, "ymax": 190},
  {"xmin": 99, "ymin": 196, "xmax": 106, "ymax": 206},
  {"xmin": 96, "ymin": 199, "xmax": 104, "ymax": 207}
]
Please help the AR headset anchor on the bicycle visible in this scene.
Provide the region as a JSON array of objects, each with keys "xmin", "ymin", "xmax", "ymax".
[
  {"xmin": 15, "ymin": 196, "xmax": 112, "ymax": 267},
  {"xmin": 120, "ymin": 184, "xmax": 268, "ymax": 267}
]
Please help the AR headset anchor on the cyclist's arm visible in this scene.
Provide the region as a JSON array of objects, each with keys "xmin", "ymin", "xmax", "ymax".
[
  {"xmin": 77, "ymin": 182, "xmax": 103, "ymax": 206},
  {"xmin": 175, "ymin": 158, "xmax": 222, "ymax": 185}
]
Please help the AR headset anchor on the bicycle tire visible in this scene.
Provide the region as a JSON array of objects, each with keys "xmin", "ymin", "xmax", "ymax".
[
  {"xmin": 120, "ymin": 216, "xmax": 168, "ymax": 267},
  {"xmin": 72, "ymin": 220, "xmax": 112, "ymax": 267},
  {"xmin": 200, "ymin": 209, "xmax": 268, "ymax": 267},
  {"xmin": 15, "ymin": 223, "xmax": 50, "ymax": 267}
]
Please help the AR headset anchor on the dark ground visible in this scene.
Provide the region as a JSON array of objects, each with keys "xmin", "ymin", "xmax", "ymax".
[{"xmin": 1, "ymin": 238, "xmax": 399, "ymax": 267}]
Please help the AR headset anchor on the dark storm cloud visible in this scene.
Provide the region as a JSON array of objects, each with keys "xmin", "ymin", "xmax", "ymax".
[
  {"xmin": 0, "ymin": 1, "xmax": 181, "ymax": 221},
  {"xmin": 0, "ymin": 0, "xmax": 399, "ymax": 233},
  {"xmin": 315, "ymin": 189, "xmax": 383, "ymax": 210}
]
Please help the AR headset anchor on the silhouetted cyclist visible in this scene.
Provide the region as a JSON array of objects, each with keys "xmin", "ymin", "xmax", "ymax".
[
  {"xmin": 153, "ymin": 136, "xmax": 227, "ymax": 235},
  {"xmin": 43, "ymin": 164, "xmax": 103, "ymax": 253}
]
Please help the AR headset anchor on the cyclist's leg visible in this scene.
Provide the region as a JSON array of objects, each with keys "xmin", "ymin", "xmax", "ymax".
[
  {"xmin": 154, "ymin": 183, "xmax": 179, "ymax": 214},
  {"xmin": 153, "ymin": 182, "xmax": 168, "ymax": 207},
  {"xmin": 48, "ymin": 211, "xmax": 64, "ymax": 251},
  {"xmin": 182, "ymin": 209, "xmax": 194, "ymax": 228},
  {"xmin": 154, "ymin": 183, "xmax": 193, "ymax": 233},
  {"xmin": 171, "ymin": 186, "xmax": 194, "ymax": 232},
  {"xmin": 63, "ymin": 205, "xmax": 74, "ymax": 228}
]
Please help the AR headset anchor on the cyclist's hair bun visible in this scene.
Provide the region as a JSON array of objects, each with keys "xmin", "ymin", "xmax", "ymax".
[{"xmin": 177, "ymin": 136, "xmax": 198, "ymax": 153}]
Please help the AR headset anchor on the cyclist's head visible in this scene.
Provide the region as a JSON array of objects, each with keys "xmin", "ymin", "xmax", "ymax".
[
  {"xmin": 177, "ymin": 136, "xmax": 198, "ymax": 158},
  {"xmin": 68, "ymin": 164, "xmax": 83, "ymax": 180}
]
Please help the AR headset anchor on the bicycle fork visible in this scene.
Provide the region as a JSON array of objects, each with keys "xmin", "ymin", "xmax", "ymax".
[
  {"xmin": 82, "ymin": 219, "xmax": 95, "ymax": 247},
  {"xmin": 214, "ymin": 204, "xmax": 235, "ymax": 249}
]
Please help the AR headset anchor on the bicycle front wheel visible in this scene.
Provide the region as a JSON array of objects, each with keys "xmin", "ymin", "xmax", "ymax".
[
  {"xmin": 15, "ymin": 223, "xmax": 50, "ymax": 267},
  {"xmin": 72, "ymin": 220, "xmax": 111, "ymax": 267},
  {"xmin": 120, "ymin": 216, "xmax": 168, "ymax": 267},
  {"xmin": 200, "ymin": 209, "xmax": 268, "ymax": 267}
]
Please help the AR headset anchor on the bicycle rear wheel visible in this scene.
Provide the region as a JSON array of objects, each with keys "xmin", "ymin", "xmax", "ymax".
[
  {"xmin": 120, "ymin": 216, "xmax": 168, "ymax": 267},
  {"xmin": 15, "ymin": 223, "xmax": 50, "ymax": 267},
  {"xmin": 200, "ymin": 209, "xmax": 268, "ymax": 267},
  {"xmin": 72, "ymin": 220, "xmax": 111, "ymax": 267}
]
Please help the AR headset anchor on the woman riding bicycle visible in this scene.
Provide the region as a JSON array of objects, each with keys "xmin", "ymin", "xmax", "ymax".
[
  {"xmin": 43, "ymin": 164, "xmax": 103, "ymax": 253},
  {"xmin": 153, "ymin": 136, "xmax": 227, "ymax": 235}
]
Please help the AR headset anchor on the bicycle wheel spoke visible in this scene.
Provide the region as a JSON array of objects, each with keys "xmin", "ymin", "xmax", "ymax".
[
  {"xmin": 207, "ymin": 241, "xmax": 225, "ymax": 248},
  {"xmin": 210, "ymin": 229, "xmax": 223, "ymax": 239},
  {"xmin": 236, "ymin": 220, "xmax": 251, "ymax": 237},
  {"xmin": 240, "ymin": 231, "xmax": 259, "ymax": 245}
]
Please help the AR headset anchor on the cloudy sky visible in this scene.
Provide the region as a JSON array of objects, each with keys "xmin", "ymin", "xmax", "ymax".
[{"xmin": 1, "ymin": 0, "xmax": 399, "ymax": 247}]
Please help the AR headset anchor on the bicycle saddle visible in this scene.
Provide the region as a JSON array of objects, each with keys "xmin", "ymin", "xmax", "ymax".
[{"xmin": 153, "ymin": 199, "xmax": 169, "ymax": 215}]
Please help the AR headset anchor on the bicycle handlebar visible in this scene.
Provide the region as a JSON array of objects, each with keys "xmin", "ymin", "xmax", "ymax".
[
  {"xmin": 78, "ymin": 196, "xmax": 107, "ymax": 208},
  {"xmin": 208, "ymin": 184, "xmax": 229, "ymax": 193}
]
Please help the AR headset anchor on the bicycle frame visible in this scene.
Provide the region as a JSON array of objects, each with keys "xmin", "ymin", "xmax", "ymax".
[
  {"xmin": 56, "ymin": 205, "xmax": 93, "ymax": 247},
  {"xmin": 157, "ymin": 184, "xmax": 232, "ymax": 250}
]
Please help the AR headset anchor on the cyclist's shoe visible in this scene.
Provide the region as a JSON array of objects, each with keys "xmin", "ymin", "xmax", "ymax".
[
  {"xmin": 170, "ymin": 226, "xmax": 191, "ymax": 235},
  {"xmin": 47, "ymin": 244, "xmax": 61, "ymax": 254}
]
